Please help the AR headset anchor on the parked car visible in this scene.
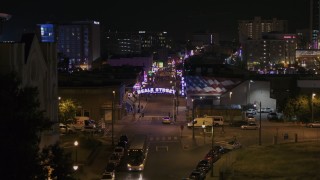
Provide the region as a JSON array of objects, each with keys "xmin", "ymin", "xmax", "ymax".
[
  {"xmin": 189, "ymin": 169, "xmax": 206, "ymax": 180},
  {"xmin": 117, "ymin": 140, "xmax": 128, "ymax": 149},
  {"xmin": 113, "ymin": 146, "xmax": 125, "ymax": 157},
  {"xmin": 162, "ymin": 116, "xmax": 172, "ymax": 124},
  {"xmin": 246, "ymin": 114, "xmax": 256, "ymax": 122},
  {"xmin": 119, "ymin": 134, "xmax": 129, "ymax": 143},
  {"xmin": 241, "ymin": 122, "xmax": 259, "ymax": 130},
  {"xmin": 108, "ymin": 153, "xmax": 121, "ymax": 166},
  {"xmin": 306, "ymin": 121, "xmax": 320, "ymax": 128},
  {"xmin": 59, "ymin": 123, "xmax": 75, "ymax": 134},
  {"xmin": 246, "ymin": 108, "xmax": 256, "ymax": 115},
  {"xmin": 100, "ymin": 172, "xmax": 115, "ymax": 180},
  {"xmin": 267, "ymin": 112, "xmax": 283, "ymax": 120},
  {"xmin": 229, "ymin": 120, "xmax": 248, "ymax": 127},
  {"xmin": 204, "ymin": 150, "xmax": 221, "ymax": 164},
  {"xmin": 222, "ymin": 140, "xmax": 242, "ymax": 150},
  {"xmin": 258, "ymin": 107, "xmax": 274, "ymax": 113},
  {"xmin": 195, "ymin": 159, "xmax": 211, "ymax": 173},
  {"xmin": 104, "ymin": 162, "xmax": 116, "ymax": 176}
]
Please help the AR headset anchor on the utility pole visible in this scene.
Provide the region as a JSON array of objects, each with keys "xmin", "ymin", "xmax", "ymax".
[{"xmin": 259, "ymin": 101, "xmax": 262, "ymax": 146}]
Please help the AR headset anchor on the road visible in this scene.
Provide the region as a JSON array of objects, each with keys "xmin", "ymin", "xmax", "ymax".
[{"xmin": 60, "ymin": 86, "xmax": 320, "ymax": 180}]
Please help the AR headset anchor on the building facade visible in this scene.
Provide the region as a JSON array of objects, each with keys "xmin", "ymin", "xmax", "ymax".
[
  {"xmin": 0, "ymin": 33, "xmax": 58, "ymax": 148},
  {"xmin": 244, "ymin": 33, "xmax": 297, "ymax": 72},
  {"xmin": 37, "ymin": 20, "xmax": 101, "ymax": 71},
  {"xmin": 238, "ymin": 17, "xmax": 288, "ymax": 43}
]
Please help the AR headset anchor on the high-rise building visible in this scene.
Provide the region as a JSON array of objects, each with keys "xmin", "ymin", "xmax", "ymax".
[
  {"xmin": 37, "ymin": 20, "xmax": 101, "ymax": 71},
  {"xmin": 244, "ymin": 33, "xmax": 297, "ymax": 72},
  {"xmin": 105, "ymin": 30, "xmax": 172, "ymax": 57},
  {"xmin": 0, "ymin": 13, "xmax": 11, "ymax": 36},
  {"xmin": 238, "ymin": 17, "xmax": 288, "ymax": 43},
  {"xmin": 310, "ymin": 0, "xmax": 320, "ymax": 49}
]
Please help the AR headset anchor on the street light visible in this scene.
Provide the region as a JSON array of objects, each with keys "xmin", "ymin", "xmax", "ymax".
[
  {"xmin": 247, "ymin": 80, "xmax": 253, "ymax": 105},
  {"xmin": 259, "ymin": 101, "xmax": 262, "ymax": 146},
  {"xmin": 138, "ymin": 87, "xmax": 141, "ymax": 113},
  {"xmin": 312, "ymin": 93, "xmax": 316, "ymax": 122},
  {"xmin": 192, "ymin": 99, "xmax": 195, "ymax": 140},
  {"xmin": 202, "ymin": 123, "xmax": 206, "ymax": 144},
  {"xmin": 74, "ymin": 140, "xmax": 78, "ymax": 168},
  {"xmin": 112, "ymin": 90, "xmax": 115, "ymax": 146},
  {"xmin": 210, "ymin": 121, "xmax": 214, "ymax": 177},
  {"xmin": 229, "ymin": 91, "xmax": 232, "ymax": 104}
]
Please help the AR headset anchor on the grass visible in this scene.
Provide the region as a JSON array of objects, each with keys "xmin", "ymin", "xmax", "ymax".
[{"xmin": 219, "ymin": 141, "xmax": 320, "ymax": 180}]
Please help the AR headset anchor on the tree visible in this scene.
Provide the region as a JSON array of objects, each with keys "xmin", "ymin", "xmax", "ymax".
[
  {"xmin": 0, "ymin": 73, "xmax": 47, "ymax": 179},
  {"xmin": 0, "ymin": 73, "xmax": 75, "ymax": 179},
  {"xmin": 40, "ymin": 143, "xmax": 75, "ymax": 180},
  {"xmin": 283, "ymin": 94, "xmax": 319, "ymax": 122},
  {"xmin": 59, "ymin": 98, "xmax": 78, "ymax": 123}
]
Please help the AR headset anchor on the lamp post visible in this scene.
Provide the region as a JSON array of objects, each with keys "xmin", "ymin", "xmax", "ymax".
[
  {"xmin": 210, "ymin": 121, "xmax": 214, "ymax": 177},
  {"xmin": 229, "ymin": 91, "xmax": 232, "ymax": 104},
  {"xmin": 192, "ymin": 99, "xmax": 195, "ymax": 140},
  {"xmin": 138, "ymin": 87, "xmax": 141, "ymax": 113},
  {"xmin": 259, "ymin": 101, "xmax": 262, "ymax": 146},
  {"xmin": 247, "ymin": 80, "xmax": 253, "ymax": 105},
  {"xmin": 73, "ymin": 140, "xmax": 79, "ymax": 172},
  {"xmin": 112, "ymin": 90, "xmax": 115, "ymax": 146},
  {"xmin": 312, "ymin": 93, "xmax": 316, "ymax": 122},
  {"xmin": 202, "ymin": 123, "xmax": 206, "ymax": 144}
]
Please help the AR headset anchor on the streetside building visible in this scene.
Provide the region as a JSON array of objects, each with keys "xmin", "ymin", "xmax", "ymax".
[{"xmin": 0, "ymin": 33, "xmax": 58, "ymax": 148}]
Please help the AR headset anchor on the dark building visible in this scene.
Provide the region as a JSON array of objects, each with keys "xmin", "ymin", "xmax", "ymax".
[
  {"xmin": 310, "ymin": 0, "xmax": 320, "ymax": 49},
  {"xmin": 37, "ymin": 20, "xmax": 101, "ymax": 71}
]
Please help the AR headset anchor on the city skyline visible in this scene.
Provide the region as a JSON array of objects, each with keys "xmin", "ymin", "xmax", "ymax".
[{"xmin": 1, "ymin": 0, "xmax": 310, "ymax": 41}]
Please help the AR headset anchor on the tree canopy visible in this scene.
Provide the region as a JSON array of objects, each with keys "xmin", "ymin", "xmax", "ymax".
[{"xmin": 0, "ymin": 73, "xmax": 74, "ymax": 179}]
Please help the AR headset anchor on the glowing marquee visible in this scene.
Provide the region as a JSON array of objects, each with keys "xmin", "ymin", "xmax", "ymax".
[{"xmin": 137, "ymin": 88, "xmax": 176, "ymax": 94}]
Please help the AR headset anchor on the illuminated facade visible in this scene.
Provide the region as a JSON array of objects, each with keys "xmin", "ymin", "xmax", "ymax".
[
  {"xmin": 238, "ymin": 17, "xmax": 288, "ymax": 43},
  {"xmin": 310, "ymin": 0, "xmax": 320, "ymax": 49},
  {"xmin": 244, "ymin": 33, "xmax": 297, "ymax": 71},
  {"xmin": 38, "ymin": 21, "xmax": 100, "ymax": 71},
  {"xmin": 106, "ymin": 30, "xmax": 171, "ymax": 56}
]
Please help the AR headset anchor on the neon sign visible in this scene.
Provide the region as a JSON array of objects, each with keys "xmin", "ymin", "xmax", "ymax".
[{"xmin": 137, "ymin": 88, "xmax": 176, "ymax": 94}]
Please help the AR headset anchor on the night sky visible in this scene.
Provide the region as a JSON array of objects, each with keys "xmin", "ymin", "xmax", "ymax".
[{"xmin": 1, "ymin": 0, "xmax": 310, "ymax": 41}]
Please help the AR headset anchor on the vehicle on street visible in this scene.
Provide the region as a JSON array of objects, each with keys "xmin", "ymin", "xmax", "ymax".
[
  {"xmin": 241, "ymin": 122, "xmax": 259, "ymax": 130},
  {"xmin": 104, "ymin": 162, "xmax": 116, "ymax": 175},
  {"xmin": 258, "ymin": 107, "xmax": 274, "ymax": 113},
  {"xmin": 100, "ymin": 172, "xmax": 115, "ymax": 180},
  {"xmin": 221, "ymin": 139, "xmax": 242, "ymax": 150},
  {"xmin": 108, "ymin": 153, "xmax": 121, "ymax": 166},
  {"xmin": 113, "ymin": 146, "xmax": 125, "ymax": 157},
  {"xmin": 187, "ymin": 116, "xmax": 224, "ymax": 127},
  {"xmin": 127, "ymin": 134, "xmax": 148, "ymax": 171},
  {"xmin": 229, "ymin": 120, "xmax": 248, "ymax": 127},
  {"xmin": 246, "ymin": 114, "xmax": 256, "ymax": 122},
  {"xmin": 119, "ymin": 134, "xmax": 129, "ymax": 143},
  {"xmin": 189, "ymin": 169, "xmax": 206, "ymax": 180},
  {"xmin": 59, "ymin": 123, "xmax": 75, "ymax": 134},
  {"xmin": 246, "ymin": 108, "xmax": 256, "ymax": 115},
  {"xmin": 162, "ymin": 116, "xmax": 172, "ymax": 124},
  {"xmin": 117, "ymin": 140, "xmax": 128, "ymax": 149},
  {"xmin": 306, "ymin": 121, "xmax": 320, "ymax": 128},
  {"xmin": 195, "ymin": 159, "xmax": 211, "ymax": 173},
  {"xmin": 203, "ymin": 151, "xmax": 221, "ymax": 164},
  {"xmin": 267, "ymin": 112, "xmax": 283, "ymax": 121}
]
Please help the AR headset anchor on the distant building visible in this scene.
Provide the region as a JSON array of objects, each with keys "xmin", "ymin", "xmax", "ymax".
[
  {"xmin": 310, "ymin": 0, "xmax": 320, "ymax": 49},
  {"xmin": 0, "ymin": 13, "xmax": 11, "ymax": 37},
  {"xmin": 0, "ymin": 33, "xmax": 58, "ymax": 148},
  {"xmin": 105, "ymin": 30, "xmax": 172, "ymax": 60},
  {"xmin": 37, "ymin": 20, "xmax": 101, "ymax": 71},
  {"xmin": 238, "ymin": 17, "xmax": 288, "ymax": 43},
  {"xmin": 244, "ymin": 33, "xmax": 297, "ymax": 71}
]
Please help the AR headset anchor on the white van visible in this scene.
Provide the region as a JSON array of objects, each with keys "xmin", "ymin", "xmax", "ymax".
[
  {"xmin": 69, "ymin": 116, "xmax": 96, "ymax": 130},
  {"xmin": 187, "ymin": 116, "xmax": 224, "ymax": 127}
]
